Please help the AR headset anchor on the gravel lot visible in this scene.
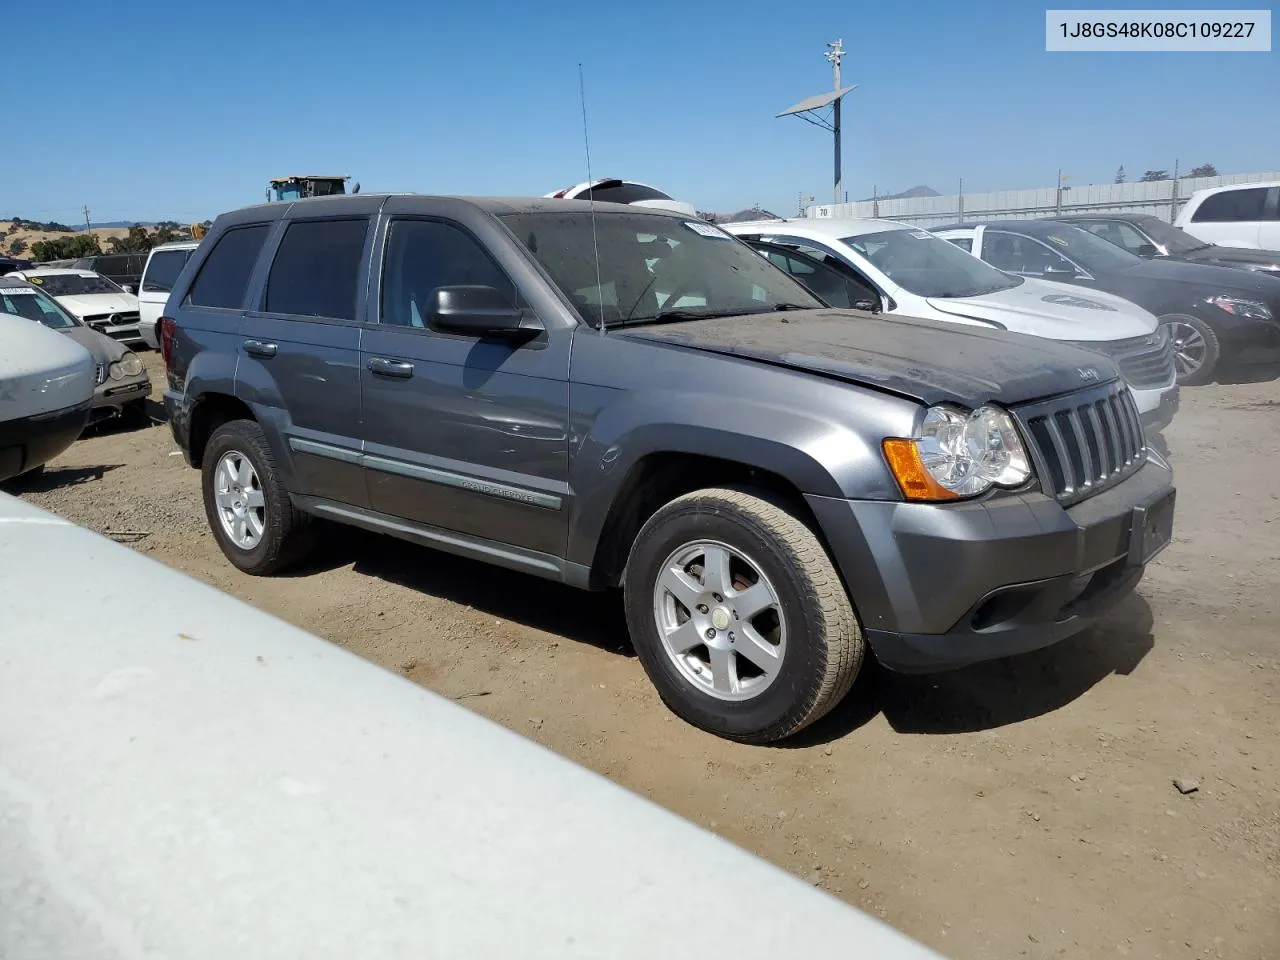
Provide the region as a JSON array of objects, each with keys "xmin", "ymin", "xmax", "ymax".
[{"xmin": 10, "ymin": 351, "xmax": 1279, "ymax": 960}]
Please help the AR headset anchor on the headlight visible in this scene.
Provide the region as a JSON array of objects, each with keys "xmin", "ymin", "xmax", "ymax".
[
  {"xmin": 1206, "ymin": 295, "xmax": 1272, "ymax": 321},
  {"xmin": 883, "ymin": 404, "xmax": 1032, "ymax": 501},
  {"xmin": 117, "ymin": 351, "xmax": 143, "ymax": 377},
  {"xmin": 1153, "ymin": 323, "xmax": 1172, "ymax": 346},
  {"xmin": 108, "ymin": 361, "xmax": 124, "ymax": 380}
]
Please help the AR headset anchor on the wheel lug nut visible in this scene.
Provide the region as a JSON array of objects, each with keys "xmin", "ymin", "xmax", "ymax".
[
  {"xmin": 696, "ymin": 604, "xmax": 709, "ymax": 614},
  {"xmin": 705, "ymin": 628, "xmax": 717, "ymax": 640},
  {"xmin": 728, "ymin": 631, "xmax": 735, "ymax": 643},
  {"xmin": 712, "ymin": 593, "xmax": 723, "ymax": 603}
]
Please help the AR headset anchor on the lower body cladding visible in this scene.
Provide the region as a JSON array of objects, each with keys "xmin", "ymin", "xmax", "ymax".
[
  {"xmin": 807, "ymin": 459, "xmax": 1175, "ymax": 673},
  {"xmin": 0, "ymin": 401, "xmax": 92, "ymax": 482}
]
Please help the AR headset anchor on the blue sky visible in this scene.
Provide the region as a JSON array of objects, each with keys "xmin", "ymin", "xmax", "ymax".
[{"xmin": 4, "ymin": 0, "xmax": 1276, "ymax": 223}]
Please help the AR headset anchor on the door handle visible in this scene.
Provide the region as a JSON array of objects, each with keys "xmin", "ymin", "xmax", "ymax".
[
  {"xmin": 368, "ymin": 357, "xmax": 414, "ymax": 379},
  {"xmin": 243, "ymin": 339, "xmax": 278, "ymax": 358}
]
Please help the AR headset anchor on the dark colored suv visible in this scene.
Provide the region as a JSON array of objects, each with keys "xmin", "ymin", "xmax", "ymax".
[{"xmin": 163, "ymin": 195, "xmax": 1176, "ymax": 743}]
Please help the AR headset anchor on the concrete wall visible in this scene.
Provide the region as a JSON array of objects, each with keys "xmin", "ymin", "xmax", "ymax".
[{"xmin": 808, "ymin": 171, "xmax": 1280, "ymax": 228}]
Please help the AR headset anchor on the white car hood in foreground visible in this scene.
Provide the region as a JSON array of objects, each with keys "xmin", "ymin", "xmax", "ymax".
[
  {"xmin": 51, "ymin": 291, "xmax": 139, "ymax": 318},
  {"xmin": 0, "ymin": 315, "xmax": 94, "ymax": 421},
  {"xmin": 927, "ymin": 277, "xmax": 1157, "ymax": 341},
  {"xmin": 0, "ymin": 494, "xmax": 943, "ymax": 960}
]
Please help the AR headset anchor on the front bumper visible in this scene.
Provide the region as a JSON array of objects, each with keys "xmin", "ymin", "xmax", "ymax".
[
  {"xmin": 1139, "ymin": 385, "xmax": 1179, "ymax": 434},
  {"xmin": 0, "ymin": 401, "xmax": 92, "ymax": 481},
  {"xmin": 1219, "ymin": 319, "xmax": 1280, "ymax": 364},
  {"xmin": 89, "ymin": 375, "xmax": 150, "ymax": 421},
  {"xmin": 806, "ymin": 458, "xmax": 1175, "ymax": 673}
]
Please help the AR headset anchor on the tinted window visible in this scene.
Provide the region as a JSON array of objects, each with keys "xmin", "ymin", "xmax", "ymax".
[
  {"xmin": 266, "ymin": 219, "xmax": 368, "ymax": 321},
  {"xmin": 758, "ymin": 245, "xmax": 877, "ymax": 309},
  {"xmin": 945, "ymin": 237, "xmax": 973, "ymax": 252},
  {"xmin": 380, "ymin": 220, "xmax": 516, "ymax": 328},
  {"xmin": 1078, "ymin": 221, "xmax": 1149, "ymax": 255},
  {"xmin": 984, "ymin": 231, "xmax": 1077, "ymax": 274},
  {"xmin": 186, "ymin": 224, "xmax": 270, "ymax": 310},
  {"xmin": 574, "ymin": 183, "xmax": 673, "ymax": 205},
  {"xmin": 142, "ymin": 248, "xmax": 195, "ymax": 293},
  {"xmin": 1192, "ymin": 187, "xmax": 1267, "ymax": 223}
]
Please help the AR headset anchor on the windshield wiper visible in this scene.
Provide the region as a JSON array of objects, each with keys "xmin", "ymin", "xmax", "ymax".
[{"xmin": 611, "ymin": 307, "xmax": 748, "ymax": 328}]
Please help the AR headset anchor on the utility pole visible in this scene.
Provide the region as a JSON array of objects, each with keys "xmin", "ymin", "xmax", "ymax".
[
  {"xmin": 825, "ymin": 39, "xmax": 845, "ymax": 206},
  {"xmin": 83, "ymin": 205, "xmax": 92, "ymax": 236}
]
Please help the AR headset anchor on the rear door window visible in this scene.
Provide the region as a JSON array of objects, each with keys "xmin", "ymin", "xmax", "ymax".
[
  {"xmin": 142, "ymin": 249, "xmax": 194, "ymax": 293},
  {"xmin": 265, "ymin": 218, "xmax": 368, "ymax": 322},
  {"xmin": 186, "ymin": 224, "xmax": 270, "ymax": 310},
  {"xmin": 1192, "ymin": 187, "xmax": 1268, "ymax": 223}
]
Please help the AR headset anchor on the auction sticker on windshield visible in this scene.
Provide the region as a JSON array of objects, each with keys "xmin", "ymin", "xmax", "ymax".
[
  {"xmin": 909, "ymin": 231, "xmax": 932, "ymax": 240},
  {"xmin": 684, "ymin": 221, "xmax": 733, "ymax": 239}
]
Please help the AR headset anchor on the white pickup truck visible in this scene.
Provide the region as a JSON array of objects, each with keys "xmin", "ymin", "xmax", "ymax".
[{"xmin": 0, "ymin": 313, "xmax": 94, "ymax": 481}]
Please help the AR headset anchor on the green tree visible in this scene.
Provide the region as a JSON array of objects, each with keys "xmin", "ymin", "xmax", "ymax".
[
  {"xmin": 1140, "ymin": 170, "xmax": 1170, "ymax": 182},
  {"xmin": 1114, "ymin": 166, "xmax": 1126, "ymax": 184},
  {"xmin": 107, "ymin": 224, "xmax": 157, "ymax": 254},
  {"xmin": 8, "ymin": 237, "xmax": 28, "ymax": 256},
  {"xmin": 31, "ymin": 233, "xmax": 101, "ymax": 261},
  {"xmin": 1188, "ymin": 163, "xmax": 1218, "ymax": 178}
]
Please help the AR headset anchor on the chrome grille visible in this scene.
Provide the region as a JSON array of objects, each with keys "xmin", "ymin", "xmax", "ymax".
[
  {"xmin": 1015, "ymin": 382, "xmax": 1146, "ymax": 506},
  {"xmin": 1070, "ymin": 334, "xmax": 1175, "ymax": 390}
]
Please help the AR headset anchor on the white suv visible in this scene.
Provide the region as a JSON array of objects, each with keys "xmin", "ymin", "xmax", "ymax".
[
  {"xmin": 138, "ymin": 241, "xmax": 199, "ymax": 349},
  {"xmin": 1175, "ymin": 182, "xmax": 1280, "ymax": 250},
  {"xmin": 724, "ymin": 217, "xmax": 1179, "ymax": 432}
]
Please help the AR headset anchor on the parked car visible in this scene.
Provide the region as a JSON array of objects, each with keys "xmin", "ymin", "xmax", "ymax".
[
  {"xmin": 69, "ymin": 251, "xmax": 149, "ymax": 291},
  {"xmin": 0, "ymin": 313, "xmax": 94, "ymax": 481},
  {"xmin": 1174, "ymin": 181, "xmax": 1280, "ymax": 250},
  {"xmin": 1055, "ymin": 212, "xmax": 1280, "ymax": 276},
  {"xmin": 138, "ymin": 240, "xmax": 199, "ymax": 349},
  {"xmin": 934, "ymin": 220, "xmax": 1280, "ymax": 386},
  {"xmin": 0, "ymin": 494, "xmax": 942, "ymax": 960},
  {"xmin": 723, "ymin": 218, "xmax": 1178, "ymax": 433},
  {"xmin": 545, "ymin": 178, "xmax": 697, "ymax": 216},
  {"xmin": 5, "ymin": 267, "xmax": 143, "ymax": 344},
  {"xmin": 0, "ymin": 256, "xmax": 33, "ymax": 275},
  {"xmin": 163, "ymin": 194, "xmax": 1176, "ymax": 743},
  {"xmin": 0, "ymin": 276, "xmax": 150, "ymax": 423}
]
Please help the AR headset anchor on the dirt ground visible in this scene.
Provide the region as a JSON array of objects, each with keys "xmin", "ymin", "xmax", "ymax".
[{"xmin": 10, "ymin": 352, "xmax": 1279, "ymax": 960}]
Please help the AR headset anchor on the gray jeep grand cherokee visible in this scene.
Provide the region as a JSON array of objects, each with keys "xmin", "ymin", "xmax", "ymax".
[{"xmin": 162, "ymin": 195, "xmax": 1176, "ymax": 743}]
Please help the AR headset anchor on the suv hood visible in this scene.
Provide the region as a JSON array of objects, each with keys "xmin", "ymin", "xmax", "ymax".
[
  {"xmin": 619, "ymin": 309, "xmax": 1121, "ymax": 408},
  {"xmin": 926, "ymin": 277, "xmax": 1156, "ymax": 339}
]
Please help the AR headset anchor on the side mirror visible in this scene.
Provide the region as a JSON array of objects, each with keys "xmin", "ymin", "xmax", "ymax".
[
  {"xmin": 852, "ymin": 296, "xmax": 881, "ymax": 314},
  {"xmin": 1042, "ymin": 263, "xmax": 1079, "ymax": 278},
  {"xmin": 427, "ymin": 285, "xmax": 538, "ymax": 337},
  {"xmin": 121, "ymin": 284, "xmax": 135, "ymax": 294},
  {"xmin": 1136, "ymin": 244, "xmax": 1159, "ymax": 258}
]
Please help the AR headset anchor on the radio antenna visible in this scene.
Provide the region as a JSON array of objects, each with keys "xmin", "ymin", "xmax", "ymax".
[{"xmin": 579, "ymin": 62, "xmax": 606, "ymax": 334}]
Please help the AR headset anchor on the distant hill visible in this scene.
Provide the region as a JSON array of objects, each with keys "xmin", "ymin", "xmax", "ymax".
[
  {"xmin": 77, "ymin": 220, "xmax": 163, "ymax": 231},
  {"xmin": 861, "ymin": 185, "xmax": 940, "ymax": 202},
  {"xmin": 699, "ymin": 207, "xmax": 782, "ymax": 224}
]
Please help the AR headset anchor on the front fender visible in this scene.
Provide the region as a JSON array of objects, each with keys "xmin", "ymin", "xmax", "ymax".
[{"xmin": 565, "ymin": 386, "xmax": 904, "ymax": 569}]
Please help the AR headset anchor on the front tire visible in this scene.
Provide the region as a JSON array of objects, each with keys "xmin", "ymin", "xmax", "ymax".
[
  {"xmin": 201, "ymin": 419, "xmax": 313, "ymax": 575},
  {"xmin": 1161, "ymin": 314, "xmax": 1220, "ymax": 386},
  {"xmin": 623, "ymin": 487, "xmax": 864, "ymax": 744}
]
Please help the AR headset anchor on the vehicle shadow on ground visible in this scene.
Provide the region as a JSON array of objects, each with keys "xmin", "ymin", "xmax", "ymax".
[
  {"xmin": 1, "ymin": 463, "xmax": 123, "ymax": 493},
  {"xmin": 1215, "ymin": 361, "xmax": 1280, "ymax": 385},
  {"xmin": 298, "ymin": 526, "xmax": 635, "ymax": 657},
  {"xmin": 785, "ymin": 592, "xmax": 1155, "ymax": 745}
]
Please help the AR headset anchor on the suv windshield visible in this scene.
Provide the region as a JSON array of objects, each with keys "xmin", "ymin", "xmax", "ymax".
[
  {"xmin": 840, "ymin": 228, "xmax": 1021, "ymax": 298},
  {"xmin": 28, "ymin": 273, "xmax": 123, "ymax": 296},
  {"xmin": 499, "ymin": 211, "xmax": 822, "ymax": 327},
  {"xmin": 0, "ymin": 286, "xmax": 81, "ymax": 329},
  {"xmin": 1137, "ymin": 217, "xmax": 1213, "ymax": 254},
  {"xmin": 1031, "ymin": 224, "xmax": 1143, "ymax": 272}
]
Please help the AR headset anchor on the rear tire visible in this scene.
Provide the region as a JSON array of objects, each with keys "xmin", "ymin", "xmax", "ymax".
[
  {"xmin": 201, "ymin": 419, "xmax": 313, "ymax": 575},
  {"xmin": 1161, "ymin": 314, "xmax": 1220, "ymax": 386},
  {"xmin": 623, "ymin": 486, "xmax": 864, "ymax": 744}
]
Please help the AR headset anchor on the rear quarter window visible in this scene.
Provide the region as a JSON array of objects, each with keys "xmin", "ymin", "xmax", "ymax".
[
  {"xmin": 142, "ymin": 249, "xmax": 195, "ymax": 293},
  {"xmin": 1192, "ymin": 187, "xmax": 1268, "ymax": 223},
  {"xmin": 185, "ymin": 225, "xmax": 271, "ymax": 310}
]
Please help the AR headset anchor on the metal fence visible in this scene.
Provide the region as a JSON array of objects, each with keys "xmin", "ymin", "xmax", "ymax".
[{"xmin": 807, "ymin": 171, "xmax": 1280, "ymax": 228}]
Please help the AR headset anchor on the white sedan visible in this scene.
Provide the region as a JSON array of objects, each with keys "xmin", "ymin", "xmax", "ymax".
[{"xmin": 7, "ymin": 268, "xmax": 143, "ymax": 345}]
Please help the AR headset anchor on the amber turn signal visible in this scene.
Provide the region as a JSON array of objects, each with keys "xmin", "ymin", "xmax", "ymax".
[{"xmin": 882, "ymin": 438, "xmax": 962, "ymax": 502}]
